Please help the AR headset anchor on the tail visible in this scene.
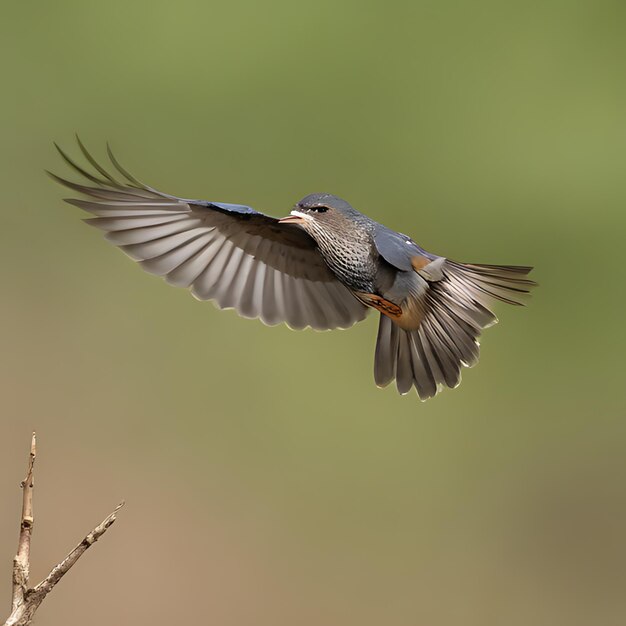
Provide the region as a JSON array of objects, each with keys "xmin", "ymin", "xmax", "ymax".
[{"xmin": 374, "ymin": 262, "xmax": 536, "ymax": 399}]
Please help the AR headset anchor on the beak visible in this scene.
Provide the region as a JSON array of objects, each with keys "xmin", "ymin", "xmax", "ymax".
[
  {"xmin": 278, "ymin": 215, "xmax": 305, "ymax": 224},
  {"xmin": 278, "ymin": 210, "xmax": 307, "ymax": 225}
]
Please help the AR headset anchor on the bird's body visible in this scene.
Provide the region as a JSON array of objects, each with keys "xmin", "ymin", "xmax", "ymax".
[
  {"xmin": 51, "ymin": 140, "xmax": 536, "ymax": 399},
  {"xmin": 296, "ymin": 203, "xmax": 378, "ymax": 293}
]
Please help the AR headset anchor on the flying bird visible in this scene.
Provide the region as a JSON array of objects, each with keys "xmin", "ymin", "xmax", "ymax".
[{"xmin": 50, "ymin": 139, "xmax": 535, "ymax": 399}]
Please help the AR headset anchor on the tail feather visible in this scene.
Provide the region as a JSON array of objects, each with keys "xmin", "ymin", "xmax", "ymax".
[
  {"xmin": 410, "ymin": 331, "xmax": 437, "ymax": 399},
  {"xmin": 374, "ymin": 261, "xmax": 535, "ymax": 399},
  {"xmin": 374, "ymin": 314, "xmax": 400, "ymax": 387},
  {"xmin": 396, "ymin": 331, "xmax": 414, "ymax": 395}
]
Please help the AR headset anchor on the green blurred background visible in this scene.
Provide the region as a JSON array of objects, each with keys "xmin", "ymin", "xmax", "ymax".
[{"xmin": 1, "ymin": 1, "xmax": 625, "ymax": 624}]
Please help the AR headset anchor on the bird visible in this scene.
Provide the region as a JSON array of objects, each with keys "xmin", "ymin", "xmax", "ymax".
[{"xmin": 50, "ymin": 138, "xmax": 536, "ymax": 400}]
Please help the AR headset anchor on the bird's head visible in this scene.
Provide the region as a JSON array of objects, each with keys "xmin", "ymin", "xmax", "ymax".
[{"xmin": 278, "ymin": 193, "xmax": 362, "ymax": 239}]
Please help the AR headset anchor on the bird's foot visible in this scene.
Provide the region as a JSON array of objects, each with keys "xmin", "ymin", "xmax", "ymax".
[{"xmin": 354, "ymin": 292, "xmax": 402, "ymax": 318}]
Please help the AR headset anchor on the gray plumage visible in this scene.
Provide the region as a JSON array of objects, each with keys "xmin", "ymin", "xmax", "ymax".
[
  {"xmin": 50, "ymin": 141, "xmax": 366, "ymax": 332},
  {"xmin": 50, "ymin": 139, "xmax": 536, "ymax": 399},
  {"xmin": 292, "ymin": 192, "xmax": 535, "ymax": 398}
]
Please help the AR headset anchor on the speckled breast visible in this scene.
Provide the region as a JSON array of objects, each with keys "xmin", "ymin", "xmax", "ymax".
[{"xmin": 315, "ymin": 232, "xmax": 377, "ymax": 293}]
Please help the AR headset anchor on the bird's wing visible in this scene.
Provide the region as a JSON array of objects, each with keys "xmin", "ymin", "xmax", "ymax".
[
  {"xmin": 50, "ymin": 139, "xmax": 368, "ymax": 330},
  {"xmin": 372, "ymin": 220, "xmax": 535, "ymax": 397},
  {"xmin": 372, "ymin": 223, "xmax": 438, "ymax": 273}
]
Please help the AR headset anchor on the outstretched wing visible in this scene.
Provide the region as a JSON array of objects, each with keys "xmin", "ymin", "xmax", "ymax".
[
  {"xmin": 50, "ymin": 139, "xmax": 368, "ymax": 330},
  {"xmin": 372, "ymin": 220, "xmax": 536, "ymax": 398}
]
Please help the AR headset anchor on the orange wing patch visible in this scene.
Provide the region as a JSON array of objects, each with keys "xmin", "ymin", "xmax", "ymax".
[
  {"xmin": 412, "ymin": 256, "xmax": 446, "ymax": 281},
  {"xmin": 411, "ymin": 255, "xmax": 431, "ymax": 272}
]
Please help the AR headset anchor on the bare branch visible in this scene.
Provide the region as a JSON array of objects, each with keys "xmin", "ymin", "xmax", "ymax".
[
  {"xmin": 3, "ymin": 435, "xmax": 123, "ymax": 626},
  {"xmin": 33, "ymin": 501, "xmax": 125, "ymax": 600},
  {"xmin": 10, "ymin": 431, "xmax": 36, "ymax": 617}
]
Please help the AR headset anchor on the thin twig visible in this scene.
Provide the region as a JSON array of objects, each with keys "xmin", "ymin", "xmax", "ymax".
[
  {"xmin": 11, "ymin": 432, "xmax": 36, "ymax": 615},
  {"xmin": 33, "ymin": 501, "xmax": 125, "ymax": 599},
  {"xmin": 3, "ymin": 434, "xmax": 123, "ymax": 626}
]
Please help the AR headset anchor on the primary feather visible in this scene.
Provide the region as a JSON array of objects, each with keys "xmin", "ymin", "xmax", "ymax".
[{"xmin": 50, "ymin": 139, "xmax": 367, "ymax": 331}]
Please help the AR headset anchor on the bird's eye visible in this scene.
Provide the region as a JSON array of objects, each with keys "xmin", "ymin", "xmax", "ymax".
[{"xmin": 309, "ymin": 205, "xmax": 328, "ymax": 213}]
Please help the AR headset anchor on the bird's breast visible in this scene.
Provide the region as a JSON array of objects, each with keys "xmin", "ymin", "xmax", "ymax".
[{"xmin": 316, "ymin": 236, "xmax": 377, "ymax": 292}]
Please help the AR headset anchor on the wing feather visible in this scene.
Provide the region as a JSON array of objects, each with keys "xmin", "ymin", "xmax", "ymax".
[{"xmin": 52, "ymin": 140, "xmax": 368, "ymax": 330}]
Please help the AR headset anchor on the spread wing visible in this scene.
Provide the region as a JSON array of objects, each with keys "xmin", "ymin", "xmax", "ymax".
[
  {"xmin": 50, "ymin": 139, "xmax": 368, "ymax": 330},
  {"xmin": 372, "ymin": 221, "xmax": 535, "ymax": 398}
]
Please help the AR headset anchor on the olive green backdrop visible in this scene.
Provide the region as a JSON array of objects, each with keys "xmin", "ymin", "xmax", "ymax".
[{"xmin": 1, "ymin": 1, "xmax": 625, "ymax": 625}]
